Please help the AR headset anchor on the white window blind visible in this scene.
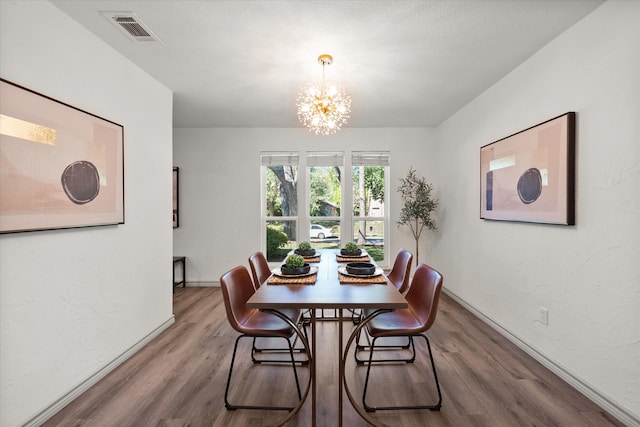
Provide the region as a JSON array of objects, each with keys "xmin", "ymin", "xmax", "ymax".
[
  {"xmin": 306, "ymin": 152, "xmax": 344, "ymax": 167},
  {"xmin": 351, "ymin": 151, "xmax": 390, "ymax": 166},
  {"xmin": 261, "ymin": 152, "xmax": 299, "ymax": 166}
]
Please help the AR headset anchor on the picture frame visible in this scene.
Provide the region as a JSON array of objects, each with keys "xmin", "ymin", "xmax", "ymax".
[
  {"xmin": 480, "ymin": 112, "xmax": 575, "ymax": 225},
  {"xmin": 173, "ymin": 167, "xmax": 179, "ymax": 228},
  {"xmin": 0, "ymin": 79, "xmax": 125, "ymax": 233}
]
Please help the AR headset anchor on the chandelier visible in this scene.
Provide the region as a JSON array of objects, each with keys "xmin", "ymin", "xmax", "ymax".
[{"xmin": 296, "ymin": 54, "xmax": 351, "ymax": 136}]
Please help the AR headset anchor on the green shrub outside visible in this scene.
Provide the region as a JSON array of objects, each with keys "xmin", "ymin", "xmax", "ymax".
[{"xmin": 266, "ymin": 225, "xmax": 288, "ymax": 259}]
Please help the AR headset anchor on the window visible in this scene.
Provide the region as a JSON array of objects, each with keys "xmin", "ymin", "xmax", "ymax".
[
  {"xmin": 307, "ymin": 152, "xmax": 343, "ymax": 251},
  {"xmin": 262, "ymin": 153, "xmax": 298, "ymax": 262},
  {"xmin": 351, "ymin": 152, "xmax": 389, "ymax": 264},
  {"xmin": 261, "ymin": 151, "xmax": 389, "ymax": 265}
]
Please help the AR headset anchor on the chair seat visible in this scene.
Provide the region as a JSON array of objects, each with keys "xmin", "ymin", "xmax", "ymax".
[
  {"xmin": 366, "ymin": 308, "xmax": 423, "ymax": 337},
  {"xmin": 238, "ymin": 309, "xmax": 298, "ymax": 338}
]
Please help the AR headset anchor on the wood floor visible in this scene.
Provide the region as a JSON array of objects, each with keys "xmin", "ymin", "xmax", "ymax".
[{"xmin": 44, "ymin": 287, "xmax": 623, "ymax": 427}]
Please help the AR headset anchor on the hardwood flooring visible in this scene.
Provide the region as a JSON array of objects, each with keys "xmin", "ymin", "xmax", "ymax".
[{"xmin": 44, "ymin": 287, "xmax": 623, "ymax": 427}]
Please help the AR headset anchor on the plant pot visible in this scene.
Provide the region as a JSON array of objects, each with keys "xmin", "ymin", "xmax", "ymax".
[
  {"xmin": 295, "ymin": 249, "xmax": 316, "ymax": 257},
  {"xmin": 280, "ymin": 263, "xmax": 311, "ymax": 275},
  {"xmin": 346, "ymin": 262, "xmax": 375, "ymax": 276},
  {"xmin": 340, "ymin": 248, "xmax": 362, "ymax": 257}
]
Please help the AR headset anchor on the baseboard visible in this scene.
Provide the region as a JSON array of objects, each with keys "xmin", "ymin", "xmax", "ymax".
[
  {"xmin": 24, "ymin": 316, "xmax": 176, "ymax": 427},
  {"xmin": 183, "ymin": 281, "xmax": 218, "ymax": 287},
  {"xmin": 443, "ymin": 288, "xmax": 639, "ymax": 427}
]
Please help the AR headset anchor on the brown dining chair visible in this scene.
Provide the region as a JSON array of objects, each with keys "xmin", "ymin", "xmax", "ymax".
[
  {"xmin": 247, "ymin": 251, "xmax": 309, "ymax": 360},
  {"xmin": 355, "ymin": 249, "xmax": 413, "ymax": 350},
  {"xmin": 220, "ymin": 265, "xmax": 308, "ymax": 411},
  {"xmin": 358, "ymin": 263, "xmax": 443, "ymax": 412},
  {"xmin": 387, "ymin": 248, "xmax": 413, "ymax": 294},
  {"xmin": 248, "ymin": 251, "xmax": 271, "ymax": 289}
]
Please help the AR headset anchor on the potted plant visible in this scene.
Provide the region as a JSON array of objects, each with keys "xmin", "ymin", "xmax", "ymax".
[
  {"xmin": 295, "ymin": 241, "xmax": 315, "ymax": 257},
  {"xmin": 341, "ymin": 241, "xmax": 362, "ymax": 257},
  {"xmin": 397, "ymin": 167, "xmax": 439, "ymax": 266},
  {"xmin": 281, "ymin": 253, "xmax": 310, "ymax": 275}
]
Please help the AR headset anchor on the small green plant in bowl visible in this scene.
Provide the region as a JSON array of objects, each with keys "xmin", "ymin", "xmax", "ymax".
[
  {"xmin": 286, "ymin": 254, "xmax": 305, "ymax": 268},
  {"xmin": 281, "ymin": 254, "xmax": 310, "ymax": 275},
  {"xmin": 298, "ymin": 241, "xmax": 312, "ymax": 251},
  {"xmin": 295, "ymin": 241, "xmax": 315, "ymax": 257},
  {"xmin": 341, "ymin": 241, "xmax": 362, "ymax": 257}
]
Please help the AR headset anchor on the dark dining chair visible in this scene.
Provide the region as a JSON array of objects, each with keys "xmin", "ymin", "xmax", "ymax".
[
  {"xmin": 359, "ymin": 263, "xmax": 443, "ymax": 412},
  {"xmin": 355, "ymin": 249, "xmax": 413, "ymax": 351},
  {"xmin": 387, "ymin": 248, "xmax": 413, "ymax": 294},
  {"xmin": 247, "ymin": 251, "xmax": 309, "ymax": 360},
  {"xmin": 220, "ymin": 265, "xmax": 308, "ymax": 411},
  {"xmin": 248, "ymin": 251, "xmax": 271, "ymax": 289}
]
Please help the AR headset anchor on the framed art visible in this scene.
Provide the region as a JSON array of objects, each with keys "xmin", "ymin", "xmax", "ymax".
[
  {"xmin": 480, "ymin": 112, "xmax": 575, "ymax": 225},
  {"xmin": 0, "ymin": 79, "xmax": 124, "ymax": 233},
  {"xmin": 173, "ymin": 167, "xmax": 179, "ymax": 228}
]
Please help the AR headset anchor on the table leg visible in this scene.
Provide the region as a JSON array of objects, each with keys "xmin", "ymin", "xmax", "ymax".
[
  {"xmin": 258, "ymin": 309, "xmax": 312, "ymax": 426},
  {"xmin": 339, "ymin": 308, "xmax": 344, "ymax": 427},
  {"xmin": 312, "ymin": 309, "xmax": 317, "ymax": 427}
]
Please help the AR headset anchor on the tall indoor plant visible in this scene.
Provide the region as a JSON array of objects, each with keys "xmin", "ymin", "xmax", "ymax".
[{"xmin": 397, "ymin": 167, "xmax": 439, "ymax": 266}]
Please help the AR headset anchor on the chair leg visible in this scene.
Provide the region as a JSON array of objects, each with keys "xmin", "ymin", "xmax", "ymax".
[
  {"xmin": 362, "ymin": 336, "xmax": 380, "ymax": 412},
  {"xmin": 355, "ymin": 334, "xmax": 416, "ymax": 364},
  {"xmin": 362, "ymin": 333, "xmax": 442, "ymax": 412},
  {"xmin": 354, "ymin": 325, "xmax": 373, "ymax": 364},
  {"xmin": 251, "ymin": 321, "xmax": 310, "ymax": 365},
  {"xmin": 350, "ymin": 308, "xmax": 362, "ymax": 324},
  {"xmin": 355, "ymin": 319, "xmax": 412, "ymax": 355},
  {"xmin": 225, "ymin": 334, "xmax": 303, "ymax": 411}
]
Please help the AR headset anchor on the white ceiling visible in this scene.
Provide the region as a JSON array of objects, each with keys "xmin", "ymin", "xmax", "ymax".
[{"xmin": 50, "ymin": 0, "xmax": 604, "ymax": 129}]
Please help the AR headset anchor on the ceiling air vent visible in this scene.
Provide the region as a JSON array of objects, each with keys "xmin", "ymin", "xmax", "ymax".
[{"xmin": 101, "ymin": 11, "xmax": 161, "ymax": 42}]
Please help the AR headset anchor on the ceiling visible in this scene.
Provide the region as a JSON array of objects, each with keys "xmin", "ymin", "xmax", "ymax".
[{"xmin": 50, "ymin": 0, "xmax": 604, "ymax": 129}]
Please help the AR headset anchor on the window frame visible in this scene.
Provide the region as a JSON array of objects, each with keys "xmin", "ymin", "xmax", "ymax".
[
  {"xmin": 261, "ymin": 152, "xmax": 299, "ymax": 261},
  {"xmin": 261, "ymin": 151, "xmax": 390, "ymax": 267},
  {"xmin": 350, "ymin": 151, "xmax": 390, "ymax": 266}
]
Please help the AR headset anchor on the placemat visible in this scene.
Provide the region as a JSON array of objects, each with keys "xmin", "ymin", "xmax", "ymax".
[
  {"xmin": 267, "ymin": 273, "xmax": 317, "ymax": 285},
  {"xmin": 303, "ymin": 256, "xmax": 321, "ymax": 263},
  {"xmin": 336, "ymin": 255, "xmax": 371, "ymax": 263},
  {"xmin": 338, "ymin": 273, "xmax": 387, "ymax": 285}
]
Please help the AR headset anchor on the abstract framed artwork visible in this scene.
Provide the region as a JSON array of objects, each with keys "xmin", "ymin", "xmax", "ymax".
[
  {"xmin": 480, "ymin": 112, "xmax": 575, "ymax": 225},
  {"xmin": 173, "ymin": 167, "xmax": 179, "ymax": 228},
  {"xmin": 0, "ymin": 79, "xmax": 124, "ymax": 233}
]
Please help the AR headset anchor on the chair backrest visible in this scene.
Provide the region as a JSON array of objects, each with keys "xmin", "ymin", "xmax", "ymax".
[
  {"xmin": 248, "ymin": 251, "xmax": 271, "ymax": 289},
  {"xmin": 220, "ymin": 265, "xmax": 256, "ymax": 333},
  {"xmin": 387, "ymin": 249, "xmax": 413, "ymax": 293},
  {"xmin": 405, "ymin": 263, "xmax": 443, "ymax": 331}
]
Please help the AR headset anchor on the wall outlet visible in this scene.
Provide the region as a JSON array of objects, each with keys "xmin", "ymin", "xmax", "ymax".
[{"xmin": 539, "ymin": 306, "xmax": 549, "ymax": 326}]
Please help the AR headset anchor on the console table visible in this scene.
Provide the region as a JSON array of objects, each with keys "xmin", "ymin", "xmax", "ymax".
[{"xmin": 173, "ymin": 256, "xmax": 186, "ymax": 292}]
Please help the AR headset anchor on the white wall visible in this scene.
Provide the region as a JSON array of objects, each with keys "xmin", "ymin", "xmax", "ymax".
[
  {"xmin": 2, "ymin": 0, "xmax": 635, "ymax": 425},
  {"xmin": 173, "ymin": 127, "xmax": 436, "ymax": 283},
  {"xmin": 433, "ymin": 0, "xmax": 639, "ymax": 423},
  {"xmin": 0, "ymin": 2, "xmax": 174, "ymax": 426}
]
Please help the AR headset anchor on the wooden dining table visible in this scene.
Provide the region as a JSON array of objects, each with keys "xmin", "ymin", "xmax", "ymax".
[{"xmin": 247, "ymin": 249, "xmax": 408, "ymax": 427}]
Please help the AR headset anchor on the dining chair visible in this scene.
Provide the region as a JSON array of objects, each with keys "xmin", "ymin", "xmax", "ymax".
[
  {"xmin": 387, "ymin": 248, "xmax": 413, "ymax": 293},
  {"xmin": 250, "ymin": 250, "xmax": 319, "ymax": 321},
  {"xmin": 248, "ymin": 251, "xmax": 271, "ymax": 289},
  {"xmin": 358, "ymin": 263, "xmax": 443, "ymax": 412},
  {"xmin": 247, "ymin": 251, "xmax": 309, "ymax": 360},
  {"xmin": 220, "ymin": 265, "xmax": 309, "ymax": 411},
  {"xmin": 355, "ymin": 249, "xmax": 414, "ymax": 352}
]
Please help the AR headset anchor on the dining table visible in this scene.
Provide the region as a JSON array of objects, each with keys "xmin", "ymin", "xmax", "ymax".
[{"xmin": 246, "ymin": 249, "xmax": 408, "ymax": 427}]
